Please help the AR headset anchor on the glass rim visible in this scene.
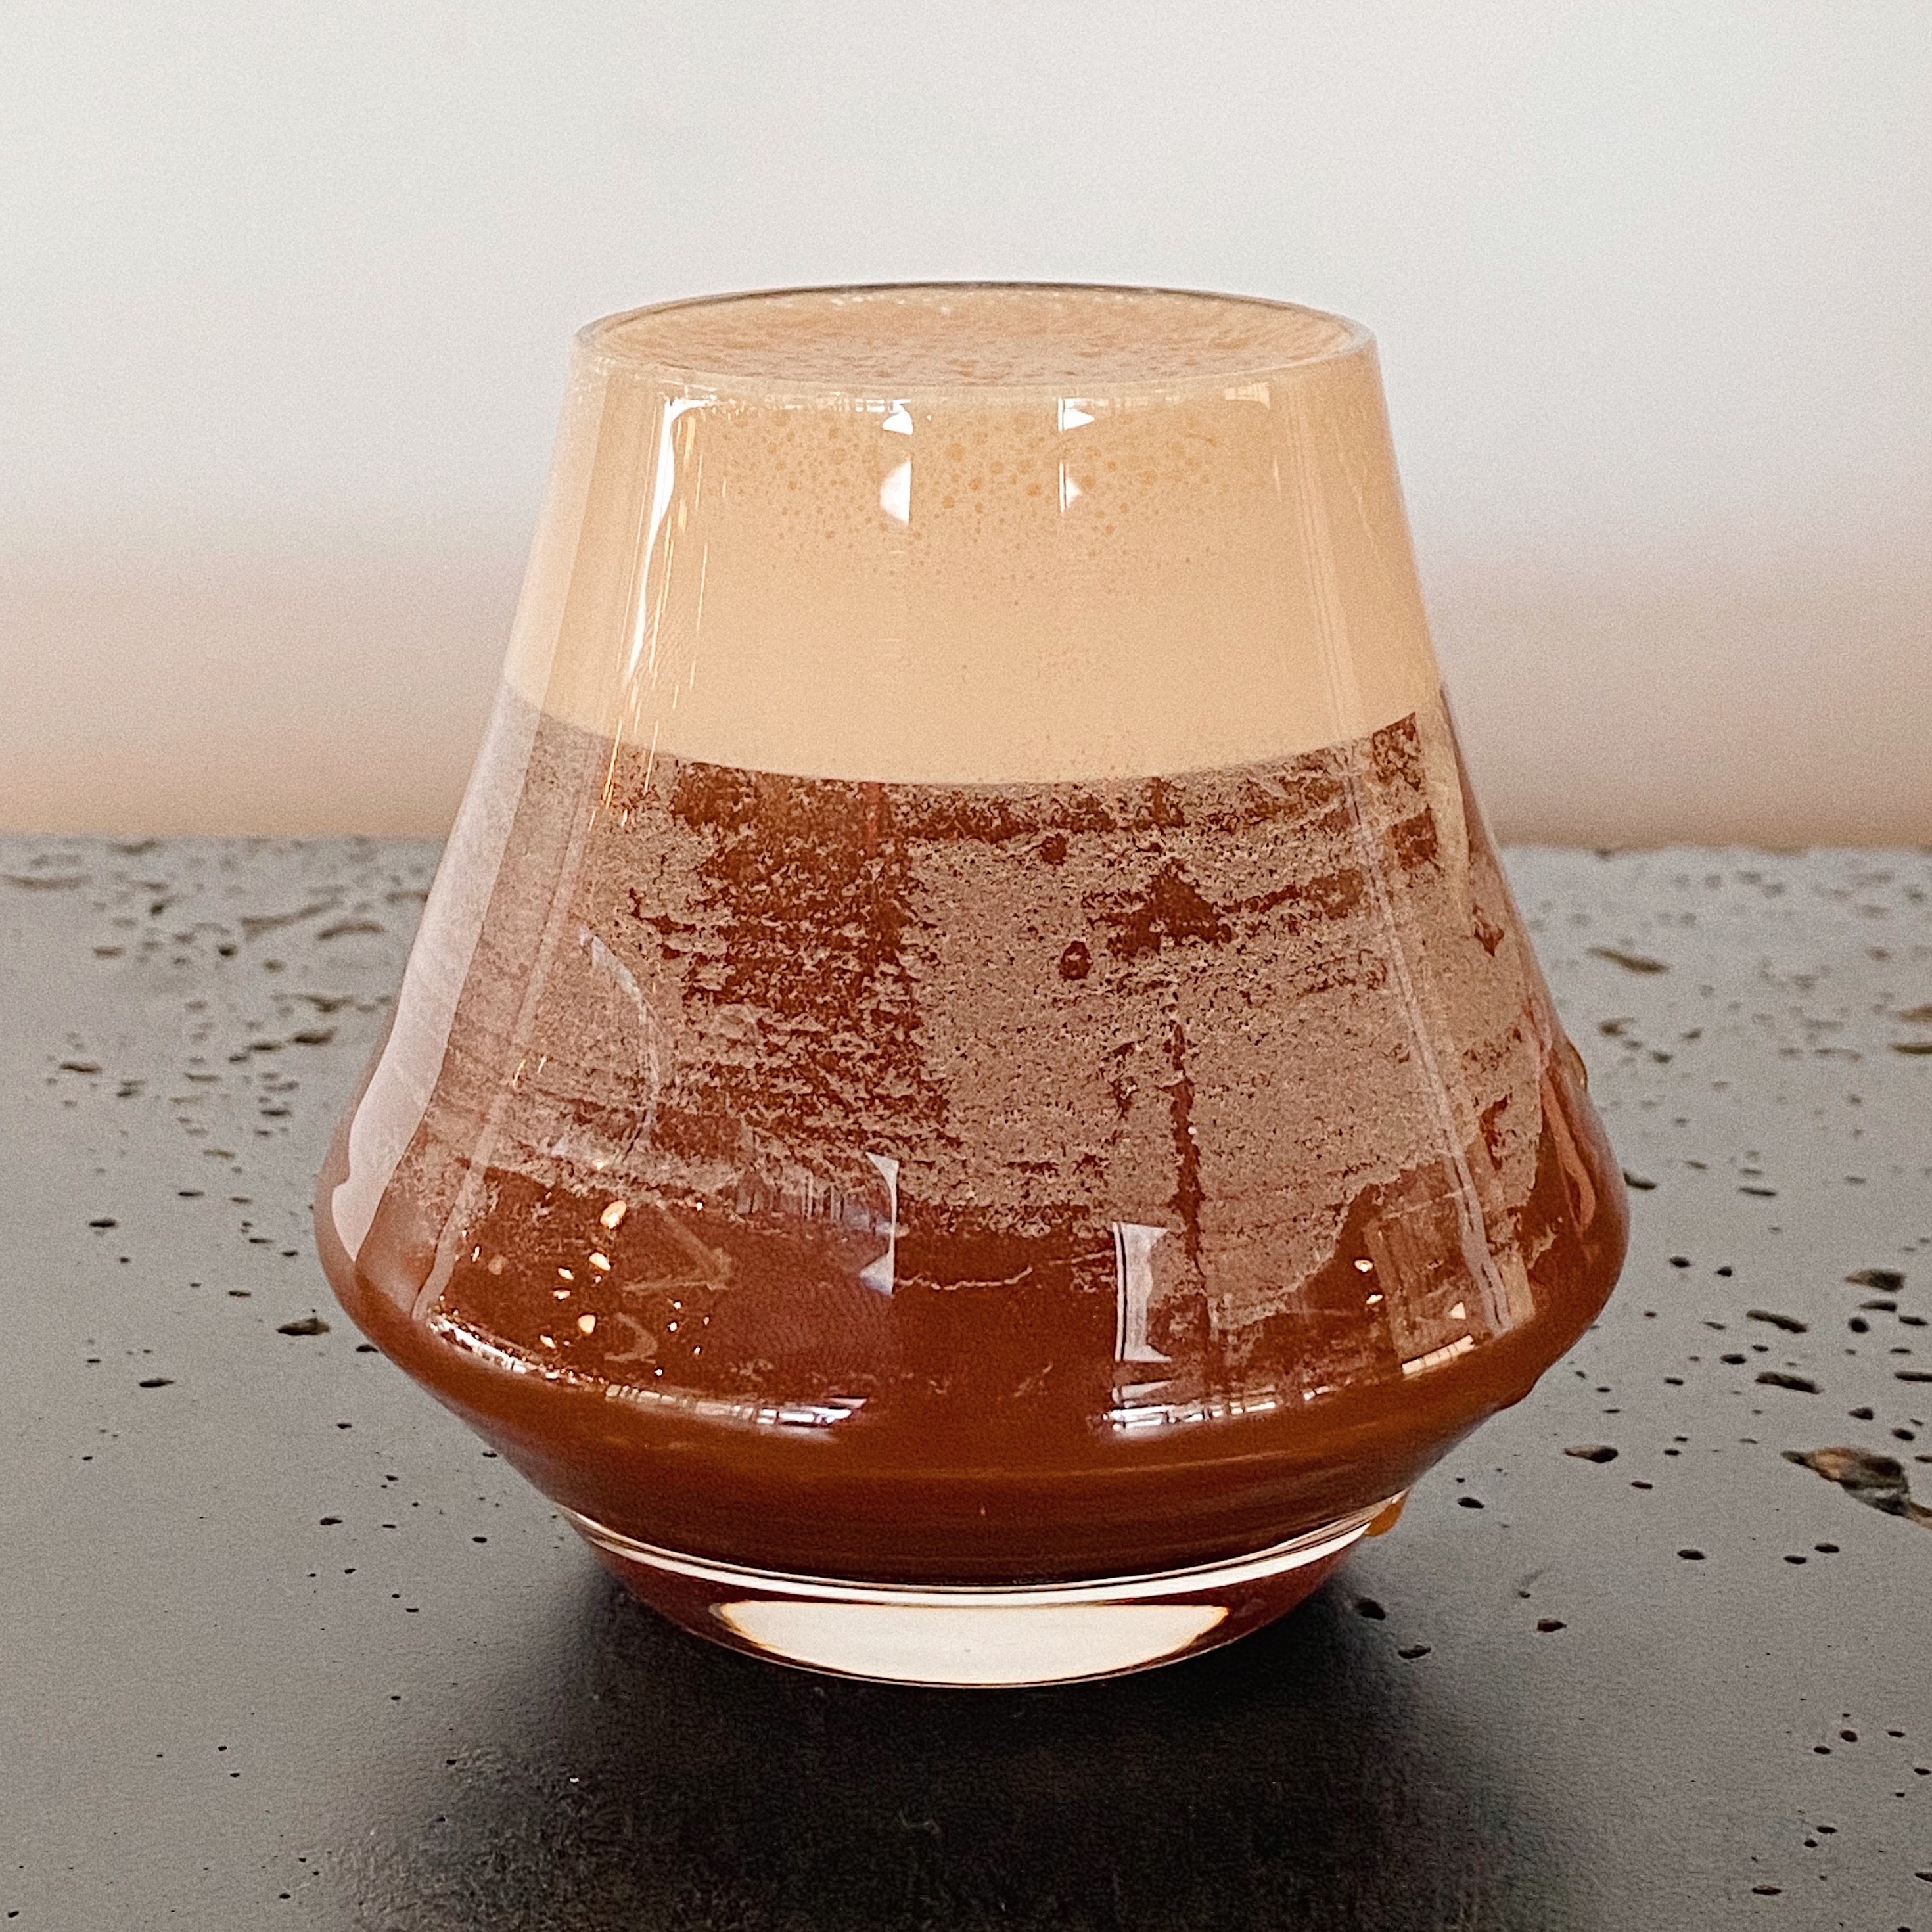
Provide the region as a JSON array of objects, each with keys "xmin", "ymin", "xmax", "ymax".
[{"xmin": 574, "ymin": 279, "xmax": 1375, "ymax": 402}]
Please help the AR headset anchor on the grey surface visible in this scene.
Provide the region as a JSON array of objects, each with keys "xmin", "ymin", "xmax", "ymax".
[{"xmin": 3, "ymin": 837, "xmax": 1931, "ymax": 1931}]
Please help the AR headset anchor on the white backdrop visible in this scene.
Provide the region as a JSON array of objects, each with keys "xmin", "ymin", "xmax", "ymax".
[{"xmin": 4, "ymin": 1, "xmax": 1929, "ymax": 844}]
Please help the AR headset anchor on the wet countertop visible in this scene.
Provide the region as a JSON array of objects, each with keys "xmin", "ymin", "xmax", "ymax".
[{"xmin": 3, "ymin": 837, "xmax": 1929, "ymax": 1931}]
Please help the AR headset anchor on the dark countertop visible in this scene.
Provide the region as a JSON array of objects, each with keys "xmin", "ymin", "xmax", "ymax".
[{"xmin": 4, "ymin": 837, "xmax": 1930, "ymax": 1931}]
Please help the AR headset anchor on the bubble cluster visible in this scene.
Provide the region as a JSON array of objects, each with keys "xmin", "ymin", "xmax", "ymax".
[{"xmin": 586, "ymin": 283, "xmax": 1362, "ymax": 392}]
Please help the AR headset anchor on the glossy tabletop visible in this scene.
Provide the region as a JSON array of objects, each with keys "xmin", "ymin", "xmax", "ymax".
[{"xmin": 3, "ymin": 837, "xmax": 1929, "ymax": 1929}]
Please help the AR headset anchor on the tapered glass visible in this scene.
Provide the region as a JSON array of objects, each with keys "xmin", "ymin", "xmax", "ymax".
[{"xmin": 317, "ymin": 285, "xmax": 1626, "ymax": 1686}]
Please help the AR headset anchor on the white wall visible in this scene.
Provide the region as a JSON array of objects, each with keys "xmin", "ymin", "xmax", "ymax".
[{"xmin": 4, "ymin": 1, "xmax": 1928, "ymax": 844}]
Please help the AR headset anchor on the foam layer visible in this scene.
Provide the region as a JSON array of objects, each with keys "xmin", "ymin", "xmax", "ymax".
[{"xmin": 503, "ymin": 285, "xmax": 1442, "ymax": 783}]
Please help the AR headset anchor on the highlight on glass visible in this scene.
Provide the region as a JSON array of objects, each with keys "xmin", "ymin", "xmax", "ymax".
[{"xmin": 317, "ymin": 285, "xmax": 1626, "ymax": 1686}]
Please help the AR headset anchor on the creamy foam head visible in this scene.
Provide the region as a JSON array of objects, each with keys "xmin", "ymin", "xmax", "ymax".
[{"xmin": 503, "ymin": 284, "xmax": 1441, "ymax": 782}]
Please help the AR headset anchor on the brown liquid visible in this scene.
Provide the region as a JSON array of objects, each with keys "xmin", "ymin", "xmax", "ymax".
[{"xmin": 317, "ymin": 690, "xmax": 1624, "ymax": 1584}]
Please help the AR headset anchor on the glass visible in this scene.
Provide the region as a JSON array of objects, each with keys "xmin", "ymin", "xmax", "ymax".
[{"xmin": 317, "ymin": 285, "xmax": 1626, "ymax": 1686}]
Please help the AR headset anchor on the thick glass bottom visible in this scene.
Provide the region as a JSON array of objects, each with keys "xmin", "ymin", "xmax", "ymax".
[{"xmin": 564, "ymin": 1494, "xmax": 1405, "ymax": 1688}]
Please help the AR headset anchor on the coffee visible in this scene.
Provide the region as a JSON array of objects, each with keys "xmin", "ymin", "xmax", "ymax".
[
  {"xmin": 318, "ymin": 687, "xmax": 1622, "ymax": 1584},
  {"xmin": 318, "ymin": 285, "xmax": 1625, "ymax": 1651}
]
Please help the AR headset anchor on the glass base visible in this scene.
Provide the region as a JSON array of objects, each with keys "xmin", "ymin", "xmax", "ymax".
[{"xmin": 564, "ymin": 1494, "xmax": 1405, "ymax": 1688}]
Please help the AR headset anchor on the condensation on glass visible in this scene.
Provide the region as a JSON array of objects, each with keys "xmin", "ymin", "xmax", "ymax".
[{"xmin": 317, "ymin": 285, "xmax": 1626, "ymax": 1686}]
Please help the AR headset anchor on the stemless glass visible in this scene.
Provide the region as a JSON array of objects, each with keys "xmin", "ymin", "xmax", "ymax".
[{"xmin": 317, "ymin": 285, "xmax": 1626, "ymax": 1687}]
